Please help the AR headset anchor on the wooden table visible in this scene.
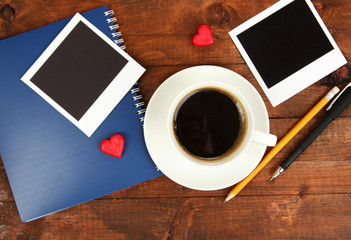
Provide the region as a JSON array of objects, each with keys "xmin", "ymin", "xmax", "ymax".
[{"xmin": 1, "ymin": 0, "xmax": 350, "ymax": 239}]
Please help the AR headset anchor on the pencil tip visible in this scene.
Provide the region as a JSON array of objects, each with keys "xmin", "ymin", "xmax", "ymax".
[{"xmin": 224, "ymin": 193, "xmax": 235, "ymax": 203}]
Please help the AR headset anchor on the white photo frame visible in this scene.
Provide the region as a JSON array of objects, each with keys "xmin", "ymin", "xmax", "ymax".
[
  {"xmin": 229, "ymin": 0, "xmax": 346, "ymax": 107},
  {"xmin": 21, "ymin": 13, "xmax": 145, "ymax": 137}
]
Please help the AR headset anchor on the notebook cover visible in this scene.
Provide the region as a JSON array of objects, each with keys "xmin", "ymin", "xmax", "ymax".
[{"xmin": 0, "ymin": 6, "xmax": 162, "ymax": 222}]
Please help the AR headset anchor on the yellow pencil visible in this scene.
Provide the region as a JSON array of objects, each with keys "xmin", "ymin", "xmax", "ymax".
[{"xmin": 224, "ymin": 86, "xmax": 340, "ymax": 203}]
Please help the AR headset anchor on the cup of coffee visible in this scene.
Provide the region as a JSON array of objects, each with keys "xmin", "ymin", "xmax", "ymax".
[{"xmin": 167, "ymin": 80, "xmax": 276, "ymax": 167}]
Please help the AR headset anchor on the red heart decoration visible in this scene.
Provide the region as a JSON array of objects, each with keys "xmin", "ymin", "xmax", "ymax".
[
  {"xmin": 100, "ymin": 134, "xmax": 125, "ymax": 158},
  {"xmin": 192, "ymin": 25, "xmax": 215, "ymax": 47}
]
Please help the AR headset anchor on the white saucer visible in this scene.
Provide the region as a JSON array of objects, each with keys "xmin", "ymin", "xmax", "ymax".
[{"xmin": 144, "ymin": 66, "xmax": 270, "ymax": 190}]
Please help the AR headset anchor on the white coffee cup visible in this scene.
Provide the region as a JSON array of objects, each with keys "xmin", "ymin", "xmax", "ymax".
[{"xmin": 167, "ymin": 80, "xmax": 277, "ymax": 167}]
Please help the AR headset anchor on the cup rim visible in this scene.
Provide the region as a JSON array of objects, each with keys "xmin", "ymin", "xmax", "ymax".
[{"xmin": 166, "ymin": 80, "xmax": 255, "ymax": 167}]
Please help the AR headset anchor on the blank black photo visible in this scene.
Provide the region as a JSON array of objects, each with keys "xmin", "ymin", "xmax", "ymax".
[
  {"xmin": 30, "ymin": 21, "xmax": 129, "ymax": 120},
  {"xmin": 237, "ymin": 0, "xmax": 334, "ymax": 88}
]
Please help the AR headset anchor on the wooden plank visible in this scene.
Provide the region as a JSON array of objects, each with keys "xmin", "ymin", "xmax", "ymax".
[
  {"xmin": 1, "ymin": 0, "xmax": 351, "ymax": 37},
  {"xmin": 0, "ymin": 195, "xmax": 350, "ymax": 239},
  {"xmin": 1, "ymin": 0, "xmax": 350, "ymax": 65},
  {"xmin": 1, "ymin": 0, "xmax": 350, "ymax": 58},
  {"xmin": 1, "ymin": 118, "xmax": 351, "ymax": 201},
  {"xmin": 0, "ymin": 158, "xmax": 12, "ymax": 202}
]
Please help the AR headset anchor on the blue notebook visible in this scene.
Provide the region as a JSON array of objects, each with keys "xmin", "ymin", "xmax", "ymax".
[{"xmin": 0, "ymin": 6, "xmax": 162, "ymax": 222}]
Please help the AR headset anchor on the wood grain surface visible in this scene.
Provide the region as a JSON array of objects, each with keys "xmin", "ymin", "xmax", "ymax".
[{"xmin": 1, "ymin": 0, "xmax": 350, "ymax": 239}]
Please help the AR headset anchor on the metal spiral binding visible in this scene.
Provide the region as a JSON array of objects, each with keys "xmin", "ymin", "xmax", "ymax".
[
  {"xmin": 104, "ymin": 10, "xmax": 126, "ymax": 50},
  {"xmin": 134, "ymin": 102, "xmax": 145, "ymax": 108},
  {"xmin": 104, "ymin": 10, "xmax": 114, "ymax": 16},
  {"xmin": 105, "ymin": 10, "xmax": 146, "ymax": 125},
  {"xmin": 114, "ymin": 38, "xmax": 124, "ymax": 45},
  {"xmin": 109, "ymin": 24, "xmax": 120, "ymax": 30},
  {"xmin": 111, "ymin": 31, "xmax": 122, "ymax": 37},
  {"xmin": 129, "ymin": 84, "xmax": 147, "ymax": 124},
  {"xmin": 132, "ymin": 95, "xmax": 143, "ymax": 101},
  {"xmin": 107, "ymin": 17, "xmax": 117, "ymax": 24}
]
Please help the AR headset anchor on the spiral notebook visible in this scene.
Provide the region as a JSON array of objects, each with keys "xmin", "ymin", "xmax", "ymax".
[{"xmin": 0, "ymin": 6, "xmax": 163, "ymax": 222}]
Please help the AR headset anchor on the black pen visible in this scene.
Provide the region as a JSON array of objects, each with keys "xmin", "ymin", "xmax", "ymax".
[{"xmin": 270, "ymin": 83, "xmax": 351, "ymax": 181}]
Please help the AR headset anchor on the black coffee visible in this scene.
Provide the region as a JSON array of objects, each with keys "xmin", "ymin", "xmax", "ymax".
[{"xmin": 173, "ymin": 88, "xmax": 246, "ymax": 159}]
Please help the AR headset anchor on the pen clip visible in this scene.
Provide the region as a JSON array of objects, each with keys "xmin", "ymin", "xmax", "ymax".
[{"xmin": 326, "ymin": 82, "xmax": 351, "ymax": 111}]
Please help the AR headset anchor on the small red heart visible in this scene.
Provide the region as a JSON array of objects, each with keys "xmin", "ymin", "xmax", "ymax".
[
  {"xmin": 192, "ymin": 25, "xmax": 215, "ymax": 47},
  {"xmin": 100, "ymin": 134, "xmax": 125, "ymax": 158}
]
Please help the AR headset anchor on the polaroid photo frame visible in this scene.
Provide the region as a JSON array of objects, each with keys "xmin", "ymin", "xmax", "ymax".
[
  {"xmin": 229, "ymin": 0, "xmax": 346, "ymax": 107},
  {"xmin": 22, "ymin": 13, "xmax": 145, "ymax": 137}
]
